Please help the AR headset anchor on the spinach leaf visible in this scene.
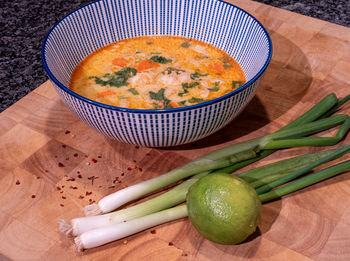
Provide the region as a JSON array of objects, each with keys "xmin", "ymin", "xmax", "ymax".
[
  {"xmin": 149, "ymin": 56, "xmax": 172, "ymax": 64},
  {"xmin": 128, "ymin": 88, "xmax": 139, "ymax": 95},
  {"xmin": 190, "ymin": 72, "xmax": 208, "ymax": 80},
  {"xmin": 149, "ymin": 88, "xmax": 171, "ymax": 108},
  {"xmin": 165, "ymin": 67, "xmax": 185, "ymax": 75},
  {"xmin": 89, "ymin": 67, "xmax": 137, "ymax": 88},
  {"xmin": 208, "ymin": 82, "xmax": 220, "ymax": 92},
  {"xmin": 152, "ymin": 103, "xmax": 161, "ymax": 109},
  {"xmin": 181, "ymin": 41, "xmax": 190, "ymax": 48},
  {"xmin": 232, "ymin": 80, "xmax": 244, "ymax": 89},
  {"xmin": 178, "ymin": 82, "xmax": 199, "ymax": 96},
  {"xmin": 188, "ymin": 97, "xmax": 205, "ymax": 103}
]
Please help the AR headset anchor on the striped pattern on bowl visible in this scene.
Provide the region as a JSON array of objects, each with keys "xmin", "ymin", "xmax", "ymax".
[{"xmin": 42, "ymin": 0, "xmax": 272, "ymax": 147}]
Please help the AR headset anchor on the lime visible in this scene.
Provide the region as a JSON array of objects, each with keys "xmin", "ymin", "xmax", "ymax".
[{"xmin": 186, "ymin": 173, "xmax": 261, "ymax": 244}]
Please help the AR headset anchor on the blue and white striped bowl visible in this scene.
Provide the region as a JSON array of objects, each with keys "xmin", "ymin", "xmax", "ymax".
[{"xmin": 42, "ymin": 0, "xmax": 272, "ymax": 147}]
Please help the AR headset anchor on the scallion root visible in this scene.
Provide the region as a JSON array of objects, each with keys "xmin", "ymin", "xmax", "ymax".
[
  {"xmin": 74, "ymin": 236, "xmax": 85, "ymax": 252},
  {"xmin": 58, "ymin": 219, "xmax": 73, "ymax": 237},
  {"xmin": 84, "ymin": 204, "xmax": 102, "ymax": 216}
]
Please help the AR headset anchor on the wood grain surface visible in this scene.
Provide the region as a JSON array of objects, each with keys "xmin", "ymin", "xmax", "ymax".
[{"xmin": 1, "ymin": 0, "xmax": 350, "ymax": 260}]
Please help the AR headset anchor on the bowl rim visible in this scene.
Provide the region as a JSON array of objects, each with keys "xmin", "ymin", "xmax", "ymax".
[{"xmin": 41, "ymin": 0, "xmax": 272, "ymax": 114}]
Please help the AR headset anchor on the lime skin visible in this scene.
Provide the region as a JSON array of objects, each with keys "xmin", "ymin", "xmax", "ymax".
[{"xmin": 186, "ymin": 173, "xmax": 261, "ymax": 245}]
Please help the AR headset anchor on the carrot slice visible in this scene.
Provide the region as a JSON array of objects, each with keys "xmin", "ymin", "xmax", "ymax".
[
  {"xmin": 97, "ymin": 90, "xmax": 115, "ymax": 98},
  {"xmin": 210, "ymin": 63, "xmax": 225, "ymax": 74},
  {"xmin": 112, "ymin": 57, "xmax": 128, "ymax": 67},
  {"xmin": 137, "ymin": 60, "xmax": 160, "ymax": 72},
  {"xmin": 168, "ymin": 101, "xmax": 180, "ymax": 108}
]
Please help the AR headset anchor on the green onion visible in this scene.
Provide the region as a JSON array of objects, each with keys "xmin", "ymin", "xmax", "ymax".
[
  {"xmin": 84, "ymin": 149, "xmax": 258, "ymax": 215},
  {"xmin": 74, "ymin": 158, "xmax": 350, "ymax": 251},
  {"xmin": 61, "ymin": 172, "xmax": 208, "ymax": 236},
  {"xmin": 75, "ymin": 205, "xmax": 188, "ymax": 251},
  {"xmin": 61, "ymin": 144, "xmax": 350, "ymax": 237},
  {"xmin": 83, "ymin": 114, "xmax": 347, "ymax": 216},
  {"xmin": 215, "ymin": 93, "xmax": 340, "ymax": 173},
  {"xmin": 259, "ymin": 160, "xmax": 350, "ymax": 202},
  {"xmin": 256, "ymin": 143, "xmax": 350, "ymax": 194},
  {"xmin": 319, "ymin": 95, "xmax": 350, "ymax": 119},
  {"xmin": 237, "ymin": 147, "xmax": 345, "ymax": 188}
]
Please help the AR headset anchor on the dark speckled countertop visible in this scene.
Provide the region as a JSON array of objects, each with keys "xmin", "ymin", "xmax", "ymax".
[{"xmin": 0, "ymin": 0, "xmax": 349, "ymax": 112}]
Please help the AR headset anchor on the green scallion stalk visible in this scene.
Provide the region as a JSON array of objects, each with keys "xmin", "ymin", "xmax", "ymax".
[
  {"xmin": 84, "ymin": 114, "xmax": 347, "ymax": 216},
  {"xmin": 75, "ymin": 159, "xmax": 350, "ymax": 251},
  {"xmin": 319, "ymin": 94, "xmax": 350, "ymax": 119},
  {"xmin": 63, "ymin": 144, "xmax": 350, "ymax": 237},
  {"xmin": 237, "ymin": 147, "xmax": 345, "ymax": 187},
  {"xmin": 84, "ymin": 148, "xmax": 258, "ymax": 215},
  {"xmin": 256, "ymin": 143, "xmax": 350, "ymax": 194},
  {"xmin": 259, "ymin": 160, "xmax": 350, "ymax": 202},
  {"xmin": 64, "ymin": 171, "xmax": 208, "ymax": 236},
  {"xmin": 215, "ymin": 93, "xmax": 340, "ymax": 174}
]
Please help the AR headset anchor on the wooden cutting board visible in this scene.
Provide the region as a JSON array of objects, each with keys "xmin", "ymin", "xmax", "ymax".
[{"xmin": 1, "ymin": 0, "xmax": 350, "ymax": 260}]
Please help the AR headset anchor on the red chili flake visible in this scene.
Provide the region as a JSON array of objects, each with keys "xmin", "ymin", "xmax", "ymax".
[
  {"xmin": 36, "ymin": 176, "xmax": 40, "ymax": 179},
  {"xmin": 133, "ymin": 160, "xmax": 137, "ymax": 163},
  {"xmin": 98, "ymin": 155, "xmax": 102, "ymax": 158},
  {"xmin": 65, "ymin": 130, "xmax": 70, "ymax": 134},
  {"xmin": 146, "ymin": 153, "xmax": 151, "ymax": 156},
  {"xmin": 31, "ymin": 195, "xmax": 36, "ymax": 198},
  {"xmin": 182, "ymin": 253, "xmax": 188, "ymax": 257},
  {"xmin": 58, "ymin": 162, "xmax": 65, "ymax": 167},
  {"xmin": 109, "ymin": 186, "xmax": 115, "ymax": 189},
  {"xmin": 60, "ymin": 204, "xmax": 64, "ymax": 207},
  {"xmin": 44, "ymin": 170, "xmax": 48, "ymax": 173},
  {"xmin": 73, "ymin": 153, "xmax": 78, "ymax": 157},
  {"xmin": 118, "ymin": 181, "xmax": 122, "ymax": 184},
  {"xmin": 62, "ymin": 185, "xmax": 65, "ymax": 188},
  {"xmin": 78, "ymin": 174, "xmax": 82, "ymax": 179},
  {"xmin": 127, "ymin": 167, "xmax": 132, "ymax": 171},
  {"xmin": 79, "ymin": 195, "xmax": 84, "ymax": 199},
  {"xmin": 168, "ymin": 242, "xmax": 174, "ymax": 246},
  {"xmin": 15, "ymin": 180, "xmax": 20, "ymax": 185},
  {"xmin": 88, "ymin": 199, "xmax": 96, "ymax": 204},
  {"xmin": 132, "ymin": 165, "xmax": 137, "ymax": 169},
  {"xmin": 135, "ymin": 145, "xmax": 140, "ymax": 149},
  {"xmin": 77, "ymin": 171, "xmax": 80, "ymax": 174},
  {"xmin": 62, "ymin": 196, "xmax": 66, "ymax": 199},
  {"xmin": 150, "ymin": 229, "xmax": 156, "ymax": 234},
  {"xmin": 60, "ymin": 191, "xmax": 64, "ymax": 194},
  {"xmin": 87, "ymin": 176, "xmax": 99, "ymax": 185},
  {"xmin": 112, "ymin": 177, "xmax": 119, "ymax": 184},
  {"xmin": 86, "ymin": 191, "xmax": 92, "ymax": 196},
  {"xmin": 138, "ymin": 167, "xmax": 143, "ymax": 172},
  {"xmin": 56, "ymin": 186, "xmax": 61, "ymax": 190},
  {"xmin": 121, "ymin": 173, "xmax": 125, "ymax": 176},
  {"xmin": 70, "ymin": 186, "xmax": 78, "ymax": 190},
  {"xmin": 91, "ymin": 158, "xmax": 97, "ymax": 163},
  {"xmin": 62, "ymin": 144, "xmax": 66, "ymax": 148},
  {"xmin": 66, "ymin": 177, "xmax": 75, "ymax": 182}
]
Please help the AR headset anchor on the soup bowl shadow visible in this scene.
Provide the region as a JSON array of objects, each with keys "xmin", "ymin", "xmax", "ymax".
[
  {"xmin": 42, "ymin": 0, "xmax": 272, "ymax": 147},
  {"xmin": 164, "ymin": 31, "xmax": 312, "ymax": 150}
]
